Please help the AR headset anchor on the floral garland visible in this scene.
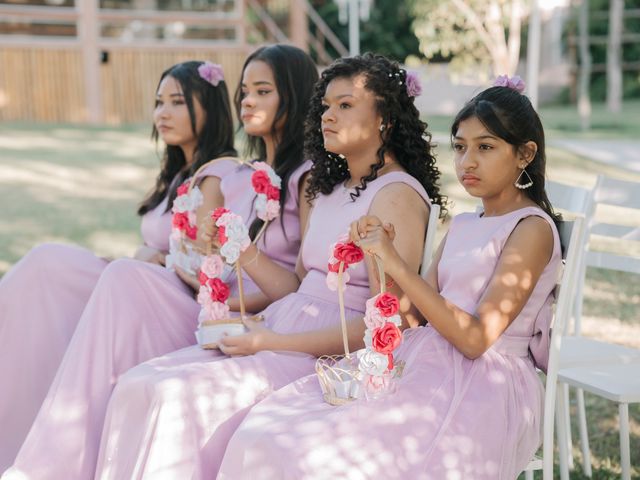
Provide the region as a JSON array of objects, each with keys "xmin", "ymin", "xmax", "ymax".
[
  {"xmin": 166, "ymin": 180, "xmax": 204, "ymax": 274},
  {"xmin": 325, "ymin": 233, "xmax": 403, "ymax": 397},
  {"xmin": 358, "ymin": 292, "xmax": 403, "ymax": 394},
  {"xmin": 196, "ymin": 207, "xmax": 251, "ymax": 322},
  {"xmin": 250, "ymin": 162, "xmax": 281, "ymax": 222},
  {"xmin": 196, "ymin": 254, "xmax": 231, "ymax": 321}
]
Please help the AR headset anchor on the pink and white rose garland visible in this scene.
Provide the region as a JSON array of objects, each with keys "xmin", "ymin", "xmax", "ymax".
[
  {"xmin": 196, "ymin": 207, "xmax": 251, "ymax": 322},
  {"xmin": 325, "ymin": 234, "xmax": 404, "ymax": 397},
  {"xmin": 250, "ymin": 162, "xmax": 281, "ymax": 222},
  {"xmin": 166, "ymin": 180, "xmax": 204, "ymax": 274}
]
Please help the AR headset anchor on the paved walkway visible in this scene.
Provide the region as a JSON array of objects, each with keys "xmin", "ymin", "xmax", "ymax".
[{"xmin": 549, "ymin": 139, "xmax": 640, "ymax": 174}]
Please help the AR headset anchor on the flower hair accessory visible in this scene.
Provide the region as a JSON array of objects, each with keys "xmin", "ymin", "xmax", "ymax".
[
  {"xmin": 250, "ymin": 162, "xmax": 282, "ymax": 222},
  {"xmin": 493, "ymin": 74, "xmax": 525, "ymax": 94},
  {"xmin": 405, "ymin": 71, "xmax": 422, "ymax": 98},
  {"xmin": 198, "ymin": 62, "xmax": 224, "ymax": 87}
]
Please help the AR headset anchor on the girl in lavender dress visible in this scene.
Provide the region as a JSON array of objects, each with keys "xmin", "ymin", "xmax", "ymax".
[
  {"xmin": 92, "ymin": 53, "xmax": 445, "ymax": 479},
  {"xmin": 1, "ymin": 46, "xmax": 318, "ymax": 480},
  {"xmin": 218, "ymin": 78, "xmax": 562, "ymax": 479},
  {"xmin": 0, "ymin": 60, "xmax": 236, "ymax": 472}
]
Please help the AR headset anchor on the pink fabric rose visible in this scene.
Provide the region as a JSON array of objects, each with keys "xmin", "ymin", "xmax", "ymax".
[
  {"xmin": 251, "ymin": 170, "xmax": 271, "ymax": 195},
  {"xmin": 201, "ymin": 255, "xmax": 224, "ymax": 278},
  {"xmin": 374, "ymin": 292, "xmax": 400, "ymax": 317},
  {"xmin": 493, "ymin": 75, "xmax": 526, "ymax": 93}
]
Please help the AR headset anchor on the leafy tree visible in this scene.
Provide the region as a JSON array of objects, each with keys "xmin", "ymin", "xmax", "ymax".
[
  {"xmin": 311, "ymin": 0, "xmax": 422, "ymax": 62},
  {"xmin": 411, "ymin": 0, "xmax": 525, "ymax": 76}
]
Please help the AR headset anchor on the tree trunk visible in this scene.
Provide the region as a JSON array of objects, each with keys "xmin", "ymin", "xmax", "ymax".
[
  {"xmin": 607, "ymin": 0, "xmax": 623, "ymax": 113},
  {"xmin": 578, "ymin": 0, "xmax": 591, "ymax": 131}
]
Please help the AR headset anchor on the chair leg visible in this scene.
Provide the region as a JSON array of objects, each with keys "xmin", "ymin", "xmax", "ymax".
[
  {"xmin": 619, "ymin": 402, "xmax": 631, "ymax": 480},
  {"xmin": 562, "ymin": 383, "xmax": 574, "ymax": 470},
  {"xmin": 556, "ymin": 391, "xmax": 570, "ymax": 480},
  {"xmin": 524, "ymin": 469, "xmax": 534, "ymax": 480},
  {"xmin": 576, "ymin": 388, "xmax": 592, "ymax": 477}
]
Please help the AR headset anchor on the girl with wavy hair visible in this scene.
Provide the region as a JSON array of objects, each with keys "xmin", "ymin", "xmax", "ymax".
[
  {"xmin": 0, "ymin": 59, "xmax": 237, "ymax": 474},
  {"xmin": 219, "ymin": 78, "xmax": 562, "ymax": 480},
  {"xmin": 3, "ymin": 46, "xmax": 318, "ymax": 480},
  {"xmin": 91, "ymin": 52, "xmax": 444, "ymax": 479}
]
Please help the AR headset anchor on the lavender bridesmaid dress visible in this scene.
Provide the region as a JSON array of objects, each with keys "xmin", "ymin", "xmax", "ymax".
[
  {"xmin": 0, "ymin": 173, "xmax": 172, "ymax": 472},
  {"xmin": 217, "ymin": 206, "xmax": 562, "ymax": 480},
  {"xmin": 2, "ymin": 160, "xmax": 308, "ymax": 479},
  {"xmin": 93, "ymin": 172, "xmax": 431, "ymax": 480}
]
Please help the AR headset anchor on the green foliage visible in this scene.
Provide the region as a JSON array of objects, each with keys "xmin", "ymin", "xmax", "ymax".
[
  {"xmin": 410, "ymin": 0, "xmax": 518, "ymax": 72},
  {"xmin": 311, "ymin": 0, "xmax": 422, "ymax": 62},
  {"xmin": 566, "ymin": 0, "xmax": 640, "ymax": 100}
]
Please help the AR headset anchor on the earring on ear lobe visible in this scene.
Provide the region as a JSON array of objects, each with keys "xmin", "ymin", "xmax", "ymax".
[
  {"xmin": 514, "ymin": 168, "xmax": 533, "ymax": 189},
  {"xmin": 379, "ymin": 125, "xmax": 385, "ymax": 132}
]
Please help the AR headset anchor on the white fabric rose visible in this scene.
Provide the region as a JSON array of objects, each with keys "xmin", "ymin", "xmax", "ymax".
[
  {"xmin": 357, "ymin": 349, "xmax": 388, "ymax": 376},
  {"xmin": 220, "ymin": 241, "xmax": 242, "ymax": 264}
]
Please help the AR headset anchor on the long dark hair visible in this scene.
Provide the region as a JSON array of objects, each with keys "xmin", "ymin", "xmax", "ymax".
[
  {"xmin": 451, "ymin": 86, "xmax": 560, "ymax": 224},
  {"xmin": 234, "ymin": 45, "xmax": 319, "ymax": 239},
  {"xmin": 138, "ymin": 61, "xmax": 237, "ymax": 215},
  {"xmin": 304, "ymin": 53, "xmax": 446, "ymax": 216}
]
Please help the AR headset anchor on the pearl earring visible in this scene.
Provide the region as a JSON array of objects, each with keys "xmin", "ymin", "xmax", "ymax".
[
  {"xmin": 514, "ymin": 168, "xmax": 533, "ymax": 189},
  {"xmin": 379, "ymin": 125, "xmax": 385, "ymax": 132}
]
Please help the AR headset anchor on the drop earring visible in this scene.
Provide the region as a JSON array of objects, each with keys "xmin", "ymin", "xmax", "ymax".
[{"xmin": 514, "ymin": 168, "xmax": 533, "ymax": 189}]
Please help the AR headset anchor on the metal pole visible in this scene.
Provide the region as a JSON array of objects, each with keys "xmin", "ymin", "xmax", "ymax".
[
  {"xmin": 348, "ymin": 0, "xmax": 359, "ymax": 56},
  {"xmin": 526, "ymin": 0, "xmax": 541, "ymax": 109}
]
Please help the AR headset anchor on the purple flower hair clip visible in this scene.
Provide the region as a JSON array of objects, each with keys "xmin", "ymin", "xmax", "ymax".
[
  {"xmin": 493, "ymin": 74, "xmax": 525, "ymax": 93},
  {"xmin": 198, "ymin": 62, "xmax": 224, "ymax": 87},
  {"xmin": 406, "ymin": 71, "xmax": 422, "ymax": 98}
]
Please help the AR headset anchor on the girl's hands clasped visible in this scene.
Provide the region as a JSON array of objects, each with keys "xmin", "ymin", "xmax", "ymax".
[{"xmin": 349, "ymin": 215, "xmax": 404, "ymax": 276}]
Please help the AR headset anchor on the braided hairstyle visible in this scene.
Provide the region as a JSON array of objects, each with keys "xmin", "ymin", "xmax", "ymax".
[
  {"xmin": 304, "ymin": 53, "xmax": 446, "ymax": 215},
  {"xmin": 451, "ymin": 86, "xmax": 561, "ymax": 225}
]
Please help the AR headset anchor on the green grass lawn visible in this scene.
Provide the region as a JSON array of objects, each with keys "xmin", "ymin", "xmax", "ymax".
[{"xmin": 1, "ymin": 107, "xmax": 639, "ymax": 477}]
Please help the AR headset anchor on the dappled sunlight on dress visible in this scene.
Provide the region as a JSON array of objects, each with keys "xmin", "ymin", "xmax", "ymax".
[
  {"xmin": 1, "ymin": 159, "xmax": 305, "ymax": 480},
  {"xmin": 0, "ymin": 187, "xmax": 171, "ymax": 472},
  {"xmin": 218, "ymin": 206, "xmax": 561, "ymax": 480},
  {"xmin": 93, "ymin": 172, "xmax": 431, "ymax": 480}
]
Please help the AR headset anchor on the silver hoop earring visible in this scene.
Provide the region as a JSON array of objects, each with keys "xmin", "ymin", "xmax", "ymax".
[{"xmin": 514, "ymin": 168, "xmax": 533, "ymax": 189}]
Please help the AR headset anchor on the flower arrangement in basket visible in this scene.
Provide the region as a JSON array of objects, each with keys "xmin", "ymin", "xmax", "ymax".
[
  {"xmin": 195, "ymin": 161, "xmax": 281, "ymax": 349},
  {"xmin": 316, "ymin": 234, "xmax": 404, "ymax": 405}
]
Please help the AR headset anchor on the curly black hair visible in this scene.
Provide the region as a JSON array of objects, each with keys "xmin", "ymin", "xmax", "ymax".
[{"xmin": 304, "ymin": 53, "xmax": 446, "ymax": 216}]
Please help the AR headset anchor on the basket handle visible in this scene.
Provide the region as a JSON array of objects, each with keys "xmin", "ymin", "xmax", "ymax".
[
  {"xmin": 337, "ymin": 261, "xmax": 350, "ymax": 358},
  {"xmin": 187, "ymin": 156, "xmax": 240, "ymax": 192}
]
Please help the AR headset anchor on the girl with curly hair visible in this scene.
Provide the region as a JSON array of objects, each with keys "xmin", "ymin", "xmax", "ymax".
[
  {"xmin": 3, "ymin": 47, "xmax": 318, "ymax": 480},
  {"xmin": 91, "ymin": 52, "xmax": 444, "ymax": 479},
  {"xmin": 218, "ymin": 79, "xmax": 562, "ymax": 479}
]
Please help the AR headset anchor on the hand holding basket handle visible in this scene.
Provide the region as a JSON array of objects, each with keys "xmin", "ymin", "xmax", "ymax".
[{"xmin": 317, "ymin": 225, "xmax": 404, "ymax": 405}]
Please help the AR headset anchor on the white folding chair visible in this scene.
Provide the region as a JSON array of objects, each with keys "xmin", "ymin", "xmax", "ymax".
[
  {"xmin": 555, "ymin": 175, "xmax": 640, "ymax": 480},
  {"xmin": 523, "ymin": 216, "xmax": 586, "ymax": 480},
  {"xmin": 545, "ymin": 178, "xmax": 640, "ymax": 478},
  {"xmin": 419, "ymin": 203, "xmax": 441, "ymax": 278}
]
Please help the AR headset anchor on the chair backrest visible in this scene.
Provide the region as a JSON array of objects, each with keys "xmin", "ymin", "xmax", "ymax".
[
  {"xmin": 541, "ymin": 216, "xmax": 586, "ymax": 479},
  {"xmin": 585, "ymin": 175, "xmax": 640, "ymax": 275},
  {"xmin": 420, "ymin": 203, "xmax": 441, "ymax": 279},
  {"xmin": 545, "ymin": 179, "xmax": 595, "ymax": 335}
]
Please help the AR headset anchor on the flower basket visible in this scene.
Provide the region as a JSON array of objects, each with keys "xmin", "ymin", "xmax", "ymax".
[{"xmin": 316, "ymin": 244, "xmax": 404, "ymax": 406}]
